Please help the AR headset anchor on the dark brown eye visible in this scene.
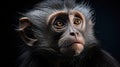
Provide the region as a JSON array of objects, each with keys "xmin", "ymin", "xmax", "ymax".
[
  {"xmin": 54, "ymin": 20, "xmax": 65, "ymax": 29},
  {"xmin": 56, "ymin": 21, "xmax": 63, "ymax": 27},
  {"xmin": 74, "ymin": 18, "xmax": 81, "ymax": 25}
]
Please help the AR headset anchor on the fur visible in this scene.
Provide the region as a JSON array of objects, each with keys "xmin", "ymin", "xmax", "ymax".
[{"xmin": 17, "ymin": 0, "xmax": 120, "ymax": 67}]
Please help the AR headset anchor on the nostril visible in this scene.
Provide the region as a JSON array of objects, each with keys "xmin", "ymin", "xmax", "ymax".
[
  {"xmin": 70, "ymin": 32, "xmax": 75, "ymax": 36},
  {"xmin": 70, "ymin": 32, "xmax": 79, "ymax": 36},
  {"xmin": 76, "ymin": 32, "xmax": 79, "ymax": 35}
]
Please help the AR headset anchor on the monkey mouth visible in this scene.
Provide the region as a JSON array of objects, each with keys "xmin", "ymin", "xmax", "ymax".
[
  {"xmin": 59, "ymin": 42, "xmax": 84, "ymax": 56},
  {"xmin": 70, "ymin": 42, "xmax": 82, "ymax": 46},
  {"xmin": 60, "ymin": 41, "xmax": 83, "ymax": 48}
]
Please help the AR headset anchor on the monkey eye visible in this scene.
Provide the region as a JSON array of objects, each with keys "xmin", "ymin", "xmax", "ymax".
[
  {"xmin": 53, "ymin": 20, "xmax": 65, "ymax": 29},
  {"xmin": 74, "ymin": 18, "xmax": 81, "ymax": 25}
]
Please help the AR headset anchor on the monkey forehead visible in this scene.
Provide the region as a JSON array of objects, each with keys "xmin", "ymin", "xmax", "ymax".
[{"xmin": 47, "ymin": 10, "xmax": 86, "ymax": 25}]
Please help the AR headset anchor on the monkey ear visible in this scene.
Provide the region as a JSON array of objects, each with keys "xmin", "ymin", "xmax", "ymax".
[{"xmin": 18, "ymin": 17, "xmax": 38, "ymax": 46}]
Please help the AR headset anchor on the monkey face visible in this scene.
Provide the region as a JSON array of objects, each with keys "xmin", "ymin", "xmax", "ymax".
[
  {"xmin": 19, "ymin": 0, "xmax": 95, "ymax": 57},
  {"xmin": 48, "ymin": 11, "xmax": 86, "ymax": 56}
]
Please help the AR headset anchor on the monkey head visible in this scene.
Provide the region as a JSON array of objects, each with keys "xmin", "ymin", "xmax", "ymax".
[
  {"xmin": 47, "ymin": 11, "xmax": 86, "ymax": 56},
  {"xmin": 18, "ymin": 0, "xmax": 96, "ymax": 57}
]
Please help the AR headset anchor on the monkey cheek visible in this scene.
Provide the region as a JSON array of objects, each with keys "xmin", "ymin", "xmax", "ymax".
[{"xmin": 60, "ymin": 43, "xmax": 84, "ymax": 56}]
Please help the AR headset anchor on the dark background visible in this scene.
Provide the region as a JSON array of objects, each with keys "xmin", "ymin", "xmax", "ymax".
[{"xmin": 1, "ymin": 0, "xmax": 120, "ymax": 67}]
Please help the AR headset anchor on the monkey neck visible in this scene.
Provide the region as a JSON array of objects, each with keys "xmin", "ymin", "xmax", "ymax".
[
  {"xmin": 48, "ymin": 59, "xmax": 62, "ymax": 67},
  {"xmin": 31, "ymin": 44, "xmax": 99, "ymax": 67},
  {"xmin": 48, "ymin": 58, "xmax": 73, "ymax": 67}
]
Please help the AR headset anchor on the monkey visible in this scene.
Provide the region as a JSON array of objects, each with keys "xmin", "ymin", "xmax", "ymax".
[{"xmin": 17, "ymin": 0, "xmax": 120, "ymax": 67}]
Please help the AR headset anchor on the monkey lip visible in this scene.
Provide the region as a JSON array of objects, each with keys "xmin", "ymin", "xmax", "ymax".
[
  {"xmin": 71, "ymin": 42, "xmax": 81, "ymax": 45},
  {"xmin": 60, "ymin": 41, "xmax": 83, "ymax": 48},
  {"xmin": 70, "ymin": 42, "xmax": 83, "ymax": 47}
]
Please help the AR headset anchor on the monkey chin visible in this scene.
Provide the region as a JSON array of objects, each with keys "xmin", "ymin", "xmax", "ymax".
[{"xmin": 60, "ymin": 43, "xmax": 84, "ymax": 57}]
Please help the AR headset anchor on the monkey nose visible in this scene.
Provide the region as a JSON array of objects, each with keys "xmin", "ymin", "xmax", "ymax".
[{"xmin": 70, "ymin": 32, "xmax": 79, "ymax": 36}]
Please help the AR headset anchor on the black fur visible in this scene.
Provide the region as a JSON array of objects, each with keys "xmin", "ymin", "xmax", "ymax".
[
  {"xmin": 17, "ymin": 0, "xmax": 120, "ymax": 67},
  {"xmin": 17, "ymin": 44, "xmax": 120, "ymax": 67}
]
